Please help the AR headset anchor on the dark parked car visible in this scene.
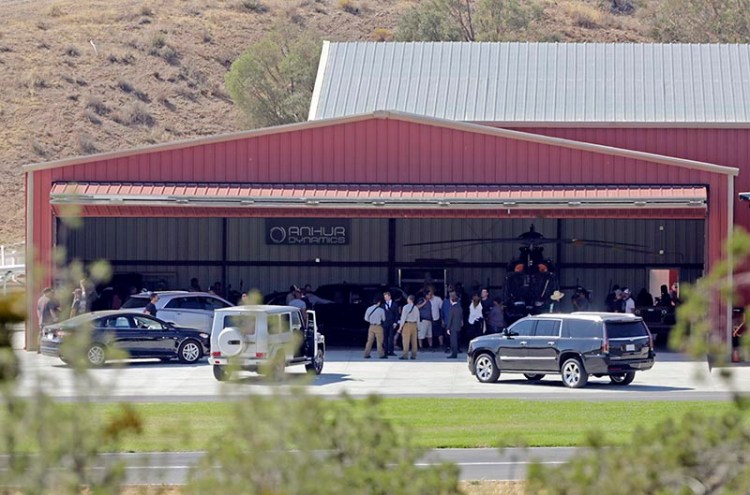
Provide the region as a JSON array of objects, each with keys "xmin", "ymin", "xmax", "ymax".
[
  {"xmin": 264, "ymin": 284, "xmax": 407, "ymax": 346},
  {"xmin": 467, "ymin": 312, "xmax": 655, "ymax": 388},
  {"xmin": 40, "ymin": 311, "xmax": 210, "ymax": 366}
]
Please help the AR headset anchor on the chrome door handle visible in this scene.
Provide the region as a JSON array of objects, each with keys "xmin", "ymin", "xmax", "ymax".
[
  {"xmin": 520, "ymin": 341, "xmax": 527, "ymax": 345},
  {"xmin": 548, "ymin": 341, "xmax": 555, "ymax": 345}
]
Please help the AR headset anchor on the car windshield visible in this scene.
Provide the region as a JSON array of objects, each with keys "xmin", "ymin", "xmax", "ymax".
[
  {"xmin": 121, "ymin": 297, "xmax": 148, "ymax": 309},
  {"xmin": 606, "ymin": 321, "xmax": 649, "ymax": 339}
]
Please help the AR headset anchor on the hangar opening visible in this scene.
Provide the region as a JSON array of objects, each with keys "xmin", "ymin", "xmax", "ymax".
[
  {"xmin": 54, "ymin": 179, "xmax": 707, "ymax": 346},
  {"xmin": 60, "ymin": 215, "xmax": 705, "ymax": 308}
]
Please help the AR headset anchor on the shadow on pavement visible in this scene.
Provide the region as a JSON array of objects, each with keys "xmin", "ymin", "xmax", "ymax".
[
  {"xmin": 53, "ymin": 359, "xmax": 210, "ymax": 369},
  {"xmin": 228, "ymin": 372, "xmax": 353, "ymax": 386},
  {"xmin": 494, "ymin": 378, "xmax": 693, "ymax": 392}
]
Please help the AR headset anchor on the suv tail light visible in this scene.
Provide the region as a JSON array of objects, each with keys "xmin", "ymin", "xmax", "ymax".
[
  {"xmin": 648, "ymin": 330, "xmax": 654, "ymax": 349},
  {"xmin": 211, "ymin": 351, "xmax": 221, "ymax": 358},
  {"xmin": 256, "ymin": 352, "xmax": 267, "ymax": 359},
  {"xmin": 601, "ymin": 327, "xmax": 609, "ymax": 354}
]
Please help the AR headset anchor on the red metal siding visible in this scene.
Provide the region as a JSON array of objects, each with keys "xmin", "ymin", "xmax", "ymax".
[{"xmin": 509, "ymin": 126, "xmax": 750, "ymax": 230}]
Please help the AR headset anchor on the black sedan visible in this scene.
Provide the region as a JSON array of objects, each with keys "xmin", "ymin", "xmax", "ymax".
[{"xmin": 40, "ymin": 311, "xmax": 210, "ymax": 366}]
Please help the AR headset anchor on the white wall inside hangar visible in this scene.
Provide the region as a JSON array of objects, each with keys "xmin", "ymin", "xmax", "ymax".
[{"xmin": 61, "ymin": 216, "xmax": 704, "ymax": 305}]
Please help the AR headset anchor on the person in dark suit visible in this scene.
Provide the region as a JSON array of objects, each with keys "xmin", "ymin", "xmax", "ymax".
[
  {"xmin": 445, "ymin": 291, "xmax": 463, "ymax": 359},
  {"xmin": 382, "ymin": 291, "xmax": 400, "ymax": 356}
]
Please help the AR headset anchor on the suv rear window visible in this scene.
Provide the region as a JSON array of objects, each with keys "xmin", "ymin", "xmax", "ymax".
[
  {"xmin": 606, "ymin": 321, "xmax": 649, "ymax": 339},
  {"xmin": 564, "ymin": 320, "xmax": 601, "ymax": 339},
  {"xmin": 121, "ymin": 297, "xmax": 148, "ymax": 309},
  {"xmin": 224, "ymin": 314, "xmax": 256, "ymax": 335}
]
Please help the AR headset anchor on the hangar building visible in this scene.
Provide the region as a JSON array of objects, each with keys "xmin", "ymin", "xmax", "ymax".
[{"xmin": 25, "ymin": 43, "xmax": 748, "ymax": 349}]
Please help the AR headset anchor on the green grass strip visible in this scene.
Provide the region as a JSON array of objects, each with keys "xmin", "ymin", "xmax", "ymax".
[{"xmin": 96, "ymin": 399, "xmax": 731, "ymax": 452}]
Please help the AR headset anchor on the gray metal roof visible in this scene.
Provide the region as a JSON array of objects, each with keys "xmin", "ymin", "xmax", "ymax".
[{"xmin": 309, "ymin": 42, "xmax": 750, "ymax": 125}]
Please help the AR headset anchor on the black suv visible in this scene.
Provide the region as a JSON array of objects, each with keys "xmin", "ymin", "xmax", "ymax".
[{"xmin": 467, "ymin": 312, "xmax": 655, "ymax": 388}]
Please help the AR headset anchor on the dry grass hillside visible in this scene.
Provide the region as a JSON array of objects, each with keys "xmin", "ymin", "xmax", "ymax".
[{"xmin": 0, "ymin": 0, "xmax": 650, "ymax": 243}]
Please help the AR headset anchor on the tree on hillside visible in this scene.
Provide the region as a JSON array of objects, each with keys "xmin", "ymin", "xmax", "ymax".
[
  {"xmin": 226, "ymin": 22, "xmax": 321, "ymax": 128},
  {"xmin": 649, "ymin": 0, "xmax": 750, "ymax": 42},
  {"xmin": 474, "ymin": 0, "xmax": 543, "ymax": 41},
  {"xmin": 396, "ymin": 0, "xmax": 541, "ymax": 42}
]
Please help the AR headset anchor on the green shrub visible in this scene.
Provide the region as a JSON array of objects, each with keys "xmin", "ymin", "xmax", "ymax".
[{"xmin": 186, "ymin": 393, "xmax": 461, "ymax": 495}]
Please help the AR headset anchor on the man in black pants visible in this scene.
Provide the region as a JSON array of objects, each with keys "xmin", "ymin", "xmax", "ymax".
[
  {"xmin": 445, "ymin": 292, "xmax": 463, "ymax": 359},
  {"xmin": 382, "ymin": 291, "xmax": 399, "ymax": 356}
]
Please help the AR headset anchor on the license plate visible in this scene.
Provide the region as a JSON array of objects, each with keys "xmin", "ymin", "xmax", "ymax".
[{"xmin": 625, "ymin": 344, "xmax": 636, "ymax": 352}]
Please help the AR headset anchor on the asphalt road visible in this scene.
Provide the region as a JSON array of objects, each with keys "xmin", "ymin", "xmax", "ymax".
[
  {"xmin": 93, "ymin": 448, "xmax": 577, "ymax": 484},
  {"xmin": 13, "ymin": 342, "xmax": 750, "ymax": 402}
]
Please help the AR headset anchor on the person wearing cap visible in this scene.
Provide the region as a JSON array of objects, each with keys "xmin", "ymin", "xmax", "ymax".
[
  {"xmin": 144, "ymin": 293, "xmax": 159, "ymax": 317},
  {"xmin": 549, "ymin": 290, "xmax": 564, "ymax": 313},
  {"xmin": 622, "ymin": 288, "xmax": 635, "ymax": 314}
]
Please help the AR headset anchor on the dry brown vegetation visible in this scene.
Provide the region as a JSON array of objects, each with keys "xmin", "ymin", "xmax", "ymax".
[{"xmin": 0, "ymin": 0, "xmax": 650, "ymax": 243}]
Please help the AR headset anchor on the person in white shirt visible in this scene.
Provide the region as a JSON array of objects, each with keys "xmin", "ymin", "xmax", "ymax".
[
  {"xmin": 397, "ymin": 295, "xmax": 420, "ymax": 360},
  {"xmin": 622, "ymin": 288, "xmax": 635, "ymax": 314},
  {"xmin": 363, "ymin": 298, "xmax": 387, "ymax": 359},
  {"xmin": 467, "ymin": 293, "xmax": 484, "ymax": 340}
]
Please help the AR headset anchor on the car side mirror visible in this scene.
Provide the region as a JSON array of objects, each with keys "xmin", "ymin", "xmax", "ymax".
[{"xmin": 165, "ymin": 322, "xmax": 176, "ymax": 329}]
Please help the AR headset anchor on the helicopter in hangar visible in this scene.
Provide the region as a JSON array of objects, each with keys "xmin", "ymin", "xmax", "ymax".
[{"xmin": 404, "ymin": 225, "xmax": 660, "ymax": 323}]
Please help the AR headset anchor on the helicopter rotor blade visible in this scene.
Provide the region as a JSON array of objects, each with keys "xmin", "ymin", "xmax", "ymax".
[
  {"xmin": 419, "ymin": 240, "xmax": 508, "ymax": 255},
  {"xmin": 561, "ymin": 238, "xmax": 649, "ymax": 249},
  {"xmin": 403, "ymin": 237, "xmax": 528, "ymax": 248}
]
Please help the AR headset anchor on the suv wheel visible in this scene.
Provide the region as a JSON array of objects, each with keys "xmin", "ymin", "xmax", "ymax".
[
  {"xmin": 474, "ymin": 353, "xmax": 500, "ymax": 383},
  {"xmin": 306, "ymin": 348, "xmax": 325, "ymax": 375},
  {"xmin": 561, "ymin": 358, "xmax": 588, "ymax": 388},
  {"xmin": 523, "ymin": 373, "xmax": 545, "ymax": 382},
  {"xmin": 213, "ymin": 365, "xmax": 230, "ymax": 381},
  {"xmin": 609, "ymin": 372, "xmax": 635, "ymax": 385}
]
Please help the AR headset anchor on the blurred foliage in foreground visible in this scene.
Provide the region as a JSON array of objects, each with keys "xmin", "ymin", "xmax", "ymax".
[
  {"xmin": 0, "ymin": 252, "xmax": 461, "ymax": 494},
  {"xmin": 187, "ymin": 393, "xmax": 461, "ymax": 495},
  {"xmin": 527, "ymin": 227, "xmax": 750, "ymax": 494}
]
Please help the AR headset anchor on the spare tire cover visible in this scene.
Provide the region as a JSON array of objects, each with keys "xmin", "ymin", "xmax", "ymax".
[{"xmin": 217, "ymin": 327, "xmax": 244, "ymax": 357}]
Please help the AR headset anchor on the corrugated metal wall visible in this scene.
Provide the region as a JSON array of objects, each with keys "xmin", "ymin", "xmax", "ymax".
[
  {"xmin": 63, "ymin": 218, "xmax": 223, "ymax": 261},
  {"xmin": 561, "ymin": 219, "xmax": 704, "ymax": 265},
  {"xmin": 63, "ymin": 217, "xmax": 703, "ymax": 300}
]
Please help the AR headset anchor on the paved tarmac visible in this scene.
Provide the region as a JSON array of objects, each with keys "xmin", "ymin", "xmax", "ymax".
[
  {"xmin": 12, "ymin": 331, "xmax": 750, "ymax": 402},
  {"xmin": 89, "ymin": 448, "xmax": 577, "ymax": 484}
]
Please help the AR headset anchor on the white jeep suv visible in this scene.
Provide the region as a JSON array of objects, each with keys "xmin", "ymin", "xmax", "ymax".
[
  {"xmin": 121, "ymin": 291, "xmax": 233, "ymax": 332},
  {"xmin": 209, "ymin": 305, "xmax": 325, "ymax": 381}
]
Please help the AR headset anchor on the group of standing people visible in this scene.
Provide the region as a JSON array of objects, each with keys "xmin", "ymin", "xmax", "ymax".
[
  {"xmin": 605, "ymin": 283, "xmax": 679, "ymax": 314},
  {"xmin": 362, "ymin": 285, "xmax": 507, "ymax": 361},
  {"xmin": 36, "ymin": 279, "xmax": 98, "ymax": 328}
]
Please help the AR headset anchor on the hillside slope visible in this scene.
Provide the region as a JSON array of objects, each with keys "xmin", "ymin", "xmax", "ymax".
[{"xmin": 0, "ymin": 0, "xmax": 649, "ymax": 243}]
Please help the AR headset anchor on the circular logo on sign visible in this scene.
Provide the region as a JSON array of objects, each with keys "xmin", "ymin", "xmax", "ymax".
[{"xmin": 269, "ymin": 226, "xmax": 287, "ymax": 244}]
